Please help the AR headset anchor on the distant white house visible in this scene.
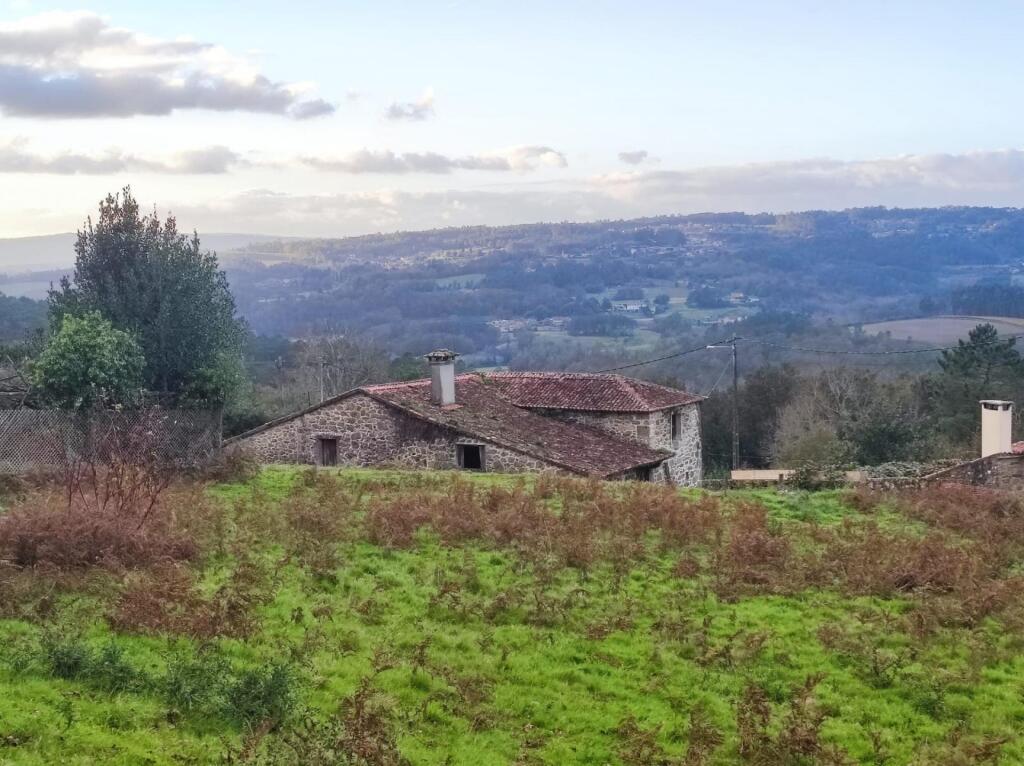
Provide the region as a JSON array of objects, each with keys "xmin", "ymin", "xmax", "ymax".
[{"xmin": 611, "ymin": 300, "xmax": 648, "ymax": 313}]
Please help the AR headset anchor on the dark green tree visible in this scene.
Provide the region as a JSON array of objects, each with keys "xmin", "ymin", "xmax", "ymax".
[
  {"xmin": 48, "ymin": 188, "xmax": 245, "ymax": 403},
  {"xmin": 929, "ymin": 323, "xmax": 1024, "ymax": 444}
]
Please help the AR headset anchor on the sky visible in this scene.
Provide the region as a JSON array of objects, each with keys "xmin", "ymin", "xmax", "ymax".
[{"xmin": 1, "ymin": 0, "xmax": 1024, "ymax": 238}]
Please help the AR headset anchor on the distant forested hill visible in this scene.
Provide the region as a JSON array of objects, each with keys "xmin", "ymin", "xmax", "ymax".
[
  {"xmin": 7, "ymin": 207, "xmax": 1024, "ymax": 364},
  {"xmin": 0, "ymin": 292, "xmax": 45, "ymax": 341},
  {"xmin": 217, "ymin": 207, "xmax": 1024, "ymax": 353}
]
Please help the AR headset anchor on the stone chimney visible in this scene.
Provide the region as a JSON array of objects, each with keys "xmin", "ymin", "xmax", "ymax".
[
  {"xmin": 425, "ymin": 349, "xmax": 459, "ymax": 406},
  {"xmin": 980, "ymin": 400, "xmax": 1013, "ymax": 457}
]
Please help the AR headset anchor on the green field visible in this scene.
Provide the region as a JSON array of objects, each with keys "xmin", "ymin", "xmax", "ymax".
[
  {"xmin": 864, "ymin": 315, "xmax": 1024, "ymax": 345},
  {"xmin": 0, "ymin": 468, "xmax": 1023, "ymax": 764}
]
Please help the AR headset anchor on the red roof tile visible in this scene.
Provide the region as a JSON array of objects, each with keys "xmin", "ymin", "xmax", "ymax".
[
  {"xmin": 362, "ymin": 375, "xmax": 670, "ymax": 477},
  {"xmin": 481, "ymin": 371, "xmax": 703, "ymax": 412}
]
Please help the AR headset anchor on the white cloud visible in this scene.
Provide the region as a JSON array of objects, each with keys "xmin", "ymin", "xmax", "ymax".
[
  {"xmin": 0, "ymin": 11, "xmax": 334, "ymax": 118},
  {"xmin": 167, "ymin": 148, "xmax": 1024, "ymax": 236},
  {"xmin": 0, "ymin": 138, "xmax": 245, "ymax": 173},
  {"xmin": 384, "ymin": 87, "xmax": 435, "ymax": 121},
  {"xmin": 9, "ymin": 147, "xmax": 1024, "ymax": 238},
  {"xmin": 302, "ymin": 145, "xmax": 567, "ymax": 174},
  {"xmin": 593, "ymin": 150, "xmax": 1024, "ymax": 209}
]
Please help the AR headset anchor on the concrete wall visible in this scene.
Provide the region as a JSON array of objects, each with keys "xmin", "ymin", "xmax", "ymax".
[{"xmin": 230, "ymin": 393, "xmax": 566, "ymax": 476}]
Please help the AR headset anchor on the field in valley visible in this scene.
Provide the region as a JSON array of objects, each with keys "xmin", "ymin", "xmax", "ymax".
[
  {"xmin": 863, "ymin": 315, "xmax": 1024, "ymax": 345},
  {"xmin": 0, "ymin": 467, "xmax": 1023, "ymax": 765}
]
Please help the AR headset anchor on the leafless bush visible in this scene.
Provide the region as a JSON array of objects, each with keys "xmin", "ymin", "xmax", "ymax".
[
  {"xmin": 365, "ymin": 475, "xmax": 723, "ymax": 577},
  {"xmin": 0, "ymin": 411, "xmax": 210, "ymax": 572},
  {"xmin": 819, "ymin": 520, "xmax": 985, "ymax": 598},
  {"xmin": 109, "ymin": 553, "xmax": 273, "ymax": 639},
  {"xmin": 736, "ymin": 675, "xmax": 850, "ymax": 764},
  {"xmin": 615, "ymin": 716, "xmax": 673, "ymax": 766},
  {"xmin": 894, "ymin": 485, "xmax": 1024, "ymax": 569},
  {"xmin": 713, "ymin": 502, "xmax": 792, "ymax": 598},
  {"xmin": 0, "ymin": 490, "xmax": 198, "ymax": 571},
  {"xmin": 280, "ymin": 478, "xmax": 357, "ymax": 575}
]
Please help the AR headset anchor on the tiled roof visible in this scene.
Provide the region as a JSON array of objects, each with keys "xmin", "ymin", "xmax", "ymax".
[
  {"xmin": 362, "ymin": 375, "xmax": 670, "ymax": 477},
  {"xmin": 481, "ymin": 371, "xmax": 703, "ymax": 413}
]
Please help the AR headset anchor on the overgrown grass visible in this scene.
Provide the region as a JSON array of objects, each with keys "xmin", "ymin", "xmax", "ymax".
[{"xmin": 0, "ymin": 468, "xmax": 1022, "ymax": 764}]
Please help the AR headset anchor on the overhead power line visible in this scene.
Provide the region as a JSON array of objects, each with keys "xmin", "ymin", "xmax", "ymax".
[
  {"xmin": 746, "ymin": 332, "xmax": 1024, "ymax": 356},
  {"xmin": 702, "ymin": 357, "xmax": 734, "ymax": 397},
  {"xmin": 593, "ymin": 328, "xmax": 1024, "ymax": 375},
  {"xmin": 594, "ymin": 336, "xmax": 739, "ymax": 373}
]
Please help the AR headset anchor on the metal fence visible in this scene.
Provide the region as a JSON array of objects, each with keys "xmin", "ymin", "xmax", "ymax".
[{"xmin": 0, "ymin": 408, "xmax": 222, "ymax": 474}]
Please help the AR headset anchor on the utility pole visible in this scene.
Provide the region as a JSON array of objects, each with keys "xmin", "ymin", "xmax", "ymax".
[
  {"xmin": 318, "ymin": 356, "xmax": 325, "ymax": 403},
  {"xmin": 730, "ymin": 337, "xmax": 739, "ymax": 471},
  {"xmin": 707, "ymin": 337, "xmax": 741, "ymax": 471}
]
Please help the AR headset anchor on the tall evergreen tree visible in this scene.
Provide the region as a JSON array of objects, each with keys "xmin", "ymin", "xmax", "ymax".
[
  {"xmin": 929, "ymin": 323, "xmax": 1024, "ymax": 444},
  {"xmin": 48, "ymin": 188, "xmax": 245, "ymax": 403}
]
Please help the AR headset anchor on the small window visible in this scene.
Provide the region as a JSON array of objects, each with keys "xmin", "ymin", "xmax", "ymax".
[
  {"xmin": 671, "ymin": 412, "xmax": 682, "ymax": 442},
  {"xmin": 319, "ymin": 437, "xmax": 338, "ymax": 466},
  {"xmin": 457, "ymin": 444, "xmax": 484, "ymax": 471}
]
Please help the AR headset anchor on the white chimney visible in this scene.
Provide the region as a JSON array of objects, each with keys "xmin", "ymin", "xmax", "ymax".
[
  {"xmin": 425, "ymin": 349, "xmax": 459, "ymax": 405},
  {"xmin": 980, "ymin": 400, "xmax": 1013, "ymax": 457}
]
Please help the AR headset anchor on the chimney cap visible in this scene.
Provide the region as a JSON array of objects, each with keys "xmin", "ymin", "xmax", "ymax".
[
  {"xmin": 425, "ymin": 349, "xmax": 460, "ymax": 363},
  {"xmin": 981, "ymin": 400, "xmax": 1014, "ymax": 409}
]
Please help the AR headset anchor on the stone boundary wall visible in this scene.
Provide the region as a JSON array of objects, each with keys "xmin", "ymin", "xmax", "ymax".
[{"xmin": 919, "ymin": 453, "xmax": 1024, "ymax": 490}]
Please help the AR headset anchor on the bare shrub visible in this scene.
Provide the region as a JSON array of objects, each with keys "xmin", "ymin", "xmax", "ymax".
[
  {"xmin": 820, "ymin": 521, "xmax": 985, "ymax": 598},
  {"xmin": 0, "ymin": 490, "xmax": 198, "ymax": 570},
  {"xmin": 280, "ymin": 478, "xmax": 357, "ymax": 575},
  {"xmin": 683, "ymin": 704, "xmax": 724, "ymax": 766},
  {"xmin": 894, "ymin": 485, "xmax": 1024, "ymax": 568},
  {"xmin": 202, "ymin": 450, "xmax": 260, "ymax": 484},
  {"xmin": 365, "ymin": 475, "xmax": 723, "ymax": 577},
  {"xmin": 736, "ymin": 675, "xmax": 850, "ymax": 764},
  {"xmin": 713, "ymin": 502, "xmax": 792, "ymax": 597},
  {"xmin": 843, "ymin": 486, "xmax": 886, "ymax": 514},
  {"xmin": 58, "ymin": 410, "xmax": 179, "ymax": 523},
  {"xmin": 110, "ymin": 554, "xmax": 273, "ymax": 639},
  {"xmin": 0, "ymin": 412, "xmax": 212, "ymax": 572},
  {"xmin": 615, "ymin": 716, "xmax": 673, "ymax": 766}
]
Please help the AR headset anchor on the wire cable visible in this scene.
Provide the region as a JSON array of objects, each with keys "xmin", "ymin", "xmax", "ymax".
[
  {"xmin": 590, "ymin": 326, "xmax": 1024, "ymax": 374},
  {"xmin": 742, "ymin": 332, "xmax": 1024, "ymax": 356},
  {"xmin": 594, "ymin": 336, "xmax": 738, "ymax": 373},
  {"xmin": 702, "ymin": 357, "xmax": 734, "ymax": 397}
]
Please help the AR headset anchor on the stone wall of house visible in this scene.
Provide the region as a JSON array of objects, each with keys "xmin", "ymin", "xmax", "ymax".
[
  {"xmin": 537, "ymin": 409, "xmax": 652, "ymax": 442},
  {"xmin": 230, "ymin": 393, "xmax": 566, "ymax": 476},
  {"xmin": 533, "ymin": 404, "xmax": 702, "ymax": 487},
  {"xmin": 654, "ymin": 405, "xmax": 703, "ymax": 487},
  {"xmin": 922, "ymin": 453, "xmax": 1024, "ymax": 490}
]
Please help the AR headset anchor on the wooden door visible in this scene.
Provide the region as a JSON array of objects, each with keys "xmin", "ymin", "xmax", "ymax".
[{"xmin": 320, "ymin": 438, "xmax": 338, "ymax": 466}]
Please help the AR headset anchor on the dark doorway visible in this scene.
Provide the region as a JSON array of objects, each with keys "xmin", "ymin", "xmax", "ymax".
[
  {"xmin": 319, "ymin": 437, "xmax": 338, "ymax": 466},
  {"xmin": 458, "ymin": 444, "xmax": 484, "ymax": 471}
]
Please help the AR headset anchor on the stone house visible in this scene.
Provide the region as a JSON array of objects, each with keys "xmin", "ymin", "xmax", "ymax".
[{"xmin": 228, "ymin": 350, "xmax": 704, "ymax": 485}]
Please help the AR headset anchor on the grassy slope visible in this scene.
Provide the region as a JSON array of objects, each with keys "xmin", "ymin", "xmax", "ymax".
[{"xmin": 0, "ymin": 468, "xmax": 1022, "ymax": 765}]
